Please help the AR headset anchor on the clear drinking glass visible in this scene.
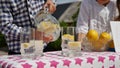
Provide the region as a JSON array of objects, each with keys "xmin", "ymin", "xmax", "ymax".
[
  {"xmin": 61, "ymin": 27, "xmax": 82, "ymax": 57},
  {"xmin": 68, "ymin": 41, "xmax": 81, "ymax": 57},
  {"xmin": 20, "ymin": 28, "xmax": 44, "ymax": 59},
  {"xmin": 61, "ymin": 27, "xmax": 75, "ymax": 56}
]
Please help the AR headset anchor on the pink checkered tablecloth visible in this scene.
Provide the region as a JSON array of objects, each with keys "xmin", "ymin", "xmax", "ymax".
[{"xmin": 0, "ymin": 51, "xmax": 120, "ymax": 68}]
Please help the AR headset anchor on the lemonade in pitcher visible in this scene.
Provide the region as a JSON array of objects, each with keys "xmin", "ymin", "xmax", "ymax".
[{"xmin": 34, "ymin": 9, "xmax": 61, "ymax": 42}]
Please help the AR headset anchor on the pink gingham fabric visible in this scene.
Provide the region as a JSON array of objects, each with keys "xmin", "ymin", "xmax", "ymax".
[{"xmin": 0, "ymin": 51, "xmax": 120, "ymax": 68}]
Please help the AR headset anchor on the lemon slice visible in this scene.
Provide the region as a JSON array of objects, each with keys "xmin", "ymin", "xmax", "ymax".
[
  {"xmin": 37, "ymin": 21, "xmax": 59, "ymax": 34},
  {"xmin": 62, "ymin": 34, "xmax": 74, "ymax": 41},
  {"xmin": 44, "ymin": 24, "xmax": 56, "ymax": 33},
  {"xmin": 22, "ymin": 43, "xmax": 29, "ymax": 48},
  {"xmin": 68, "ymin": 42, "xmax": 81, "ymax": 50},
  {"xmin": 37, "ymin": 21, "xmax": 51, "ymax": 31}
]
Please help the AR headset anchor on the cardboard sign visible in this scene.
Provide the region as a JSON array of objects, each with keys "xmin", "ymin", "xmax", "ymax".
[{"xmin": 110, "ymin": 21, "xmax": 120, "ymax": 52}]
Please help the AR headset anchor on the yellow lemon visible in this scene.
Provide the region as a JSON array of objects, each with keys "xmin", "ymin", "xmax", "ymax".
[
  {"xmin": 108, "ymin": 40, "xmax": 114, "ymax": 48},
  {"xmin": 86, "ymin": 30, "xmax": 99, "ymax": 42},
  {"xmin": 99, "ymin": 32, "xmax": 111, "ymax": 42},
  {"xmin": 92, "ymin": 40, "xmax": 106, "ymax": 51}
]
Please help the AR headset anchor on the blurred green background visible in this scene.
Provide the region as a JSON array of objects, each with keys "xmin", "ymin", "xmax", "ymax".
[{"xmin": 0, "ymin": 33, "xmax": 7, "ymax": 48}]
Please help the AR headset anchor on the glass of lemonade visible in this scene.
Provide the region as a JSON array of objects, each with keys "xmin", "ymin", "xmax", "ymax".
[
  {"xmin": 20, "ymin": 28, "xmax": 44, "ymax": 59},
  {"xmin": 68, "ymin": 41, "xmax": 81, "ymax": 57},
  {"xmin": 61, "ymin": 27, "xmax": 82, "ymax": 57}
]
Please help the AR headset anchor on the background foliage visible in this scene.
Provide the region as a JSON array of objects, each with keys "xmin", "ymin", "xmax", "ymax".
[{"xmin": 0, "ymin": 33, "xmax": 7, "ymax": 48}]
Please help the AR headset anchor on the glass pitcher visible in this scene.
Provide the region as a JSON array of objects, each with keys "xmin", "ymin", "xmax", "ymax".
[{"xmin": 34, "ymin": 8, "xmax": 61, "ymax": 42}]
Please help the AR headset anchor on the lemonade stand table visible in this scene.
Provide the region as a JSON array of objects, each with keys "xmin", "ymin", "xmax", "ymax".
[{"xmin": 0, "ymin": 51, "xmax": 120, "ymax": 68}]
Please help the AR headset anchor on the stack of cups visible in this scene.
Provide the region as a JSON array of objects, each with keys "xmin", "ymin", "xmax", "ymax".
[{"xmin": 61, "ymin": 27, "xmax": 81, "ymax": 57}]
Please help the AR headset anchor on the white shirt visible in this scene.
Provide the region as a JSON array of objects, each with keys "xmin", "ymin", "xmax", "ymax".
[{"xmin": 76, "ymin": 0, "xmax": 117, "ymax": 34}]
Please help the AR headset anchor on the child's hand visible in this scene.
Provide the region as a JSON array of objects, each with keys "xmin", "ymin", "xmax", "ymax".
[
  {"xmin": 44, "ymin": 0, "xmax": 56, "ymax": 13},
  {"xmin": 43, "ymin": 34, "xmax": 53, "ymax": 43}
]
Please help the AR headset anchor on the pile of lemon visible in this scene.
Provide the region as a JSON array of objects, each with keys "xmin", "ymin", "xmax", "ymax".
[{"xmin": 86, "ymin": 29, "xmax": 112, "ymax": 51}]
